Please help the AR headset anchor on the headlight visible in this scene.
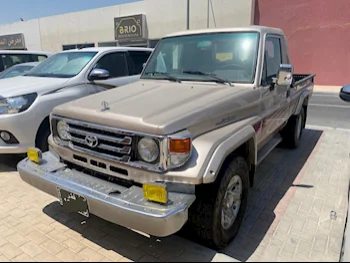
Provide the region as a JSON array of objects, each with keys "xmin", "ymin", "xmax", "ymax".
[
  {"xmin": 138, "ymin": 137, "xmax": 159, "ymax": 163},
  {"xmin": 0, "ymin": 93, "xmax": 37, "ymax": 114},
  {"xmin": 57, "ymin": 120, "xmax": 71, "ymax": 140}
]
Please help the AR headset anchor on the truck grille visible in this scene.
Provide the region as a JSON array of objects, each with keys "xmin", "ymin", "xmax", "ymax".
[{"xmin": 65, "ymin": 120, "xmax": 136, "ymax": 163}]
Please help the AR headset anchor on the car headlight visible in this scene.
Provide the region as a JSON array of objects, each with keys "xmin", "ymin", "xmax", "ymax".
[
  {"xmin": 57, "ymin": 120, "xmax": 71, "ymax": 141},
  {"xmin": 138, "ymin": 137, "xmax": 159, "ymax": 163},
  {"xmin": 0, "ymin": 93, "xmax": 37, "ymax": 114}
]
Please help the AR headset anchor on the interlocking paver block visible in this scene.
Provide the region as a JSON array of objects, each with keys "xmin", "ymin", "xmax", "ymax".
[
  {"xmin": 40, "ymin": 239, "xmax": 65, "ymax": 255},
  {"xmin": 34, "ymin": 251, "xmax": 62, "ymax": 262},
  {"xmin": 79, "ymin": 247, "xmax": 105, "ymax": 262},
  {"xmin": 21, "ymin": 242, "xmax": 45, "ymax": 258},
  {"xmin": 0, "ymin": 243, "xmax": 24, "ymax": 259},
  {"xmin": 6, "ymin": 232, "xmax": 30, "ymax": 247},
  {"xmin": 56, "ymin": 249, "xmax": 85, "ymax": 262},
  {"xmin": 62, "ymin": 238, "xmax": 86, "ymax": 253},
  {"xmin": 12, "ymin": 253, "xmax": 35, "ymax": 262}
]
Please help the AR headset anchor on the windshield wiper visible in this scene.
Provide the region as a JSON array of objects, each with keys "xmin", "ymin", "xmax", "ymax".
[
  {"xmin": 183, "ymin": 70, "xmax": 233, "ymax": 86},
  {"xmin": 144, "ymin": 71, "xmax": 181, "ymax": 83}
]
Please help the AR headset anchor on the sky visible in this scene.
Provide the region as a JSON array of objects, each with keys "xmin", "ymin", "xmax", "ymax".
[{"xmin": 0, "ymin": 0, "xmax": 140, "ymax": 24}]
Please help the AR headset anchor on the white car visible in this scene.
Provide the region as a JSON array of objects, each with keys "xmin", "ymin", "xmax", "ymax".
[
  {"xmin": 0, "ymin": 62, "xmax": 40, "ymax": 79},
  {"xmin": 0, "ymin": 50, "xmax": 51, "ymax": 73},
  {"xmin": 0, "ymin": 47, "xmax": 153, "ymax": 154}
]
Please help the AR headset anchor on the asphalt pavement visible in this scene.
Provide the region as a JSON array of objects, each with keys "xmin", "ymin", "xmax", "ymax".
[{"xmin": 307, "ymin": 91, "xmax": 350, "ymax": 129}]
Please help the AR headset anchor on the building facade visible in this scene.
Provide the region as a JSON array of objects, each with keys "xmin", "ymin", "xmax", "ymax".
[
  {"xmin": 0, "ymin": 0, "xmax": 348, "ymax": 85},
  {"xmin": 254, "ymin": 0, "xmax": 350, "ymax": 86},
  {"xmin": 0, "ymin": 0, "xmax": 254, "ymax": 51}
]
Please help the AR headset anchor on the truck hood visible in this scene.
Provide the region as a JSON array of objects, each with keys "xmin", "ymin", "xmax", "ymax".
[
  {"xmin": 53, "ymin": 80, "xmax": 256, "ymax": 135},
  {"xmin": 0, "ymin": 76, "xmax": 70, "ymax": 98}
]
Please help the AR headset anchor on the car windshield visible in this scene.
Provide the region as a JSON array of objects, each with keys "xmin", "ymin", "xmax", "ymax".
[
  {"xmin": 141, "ymin": 32, "xmax": 260, "ymax": 84},
  {"xmin": 0, "ymin": 64, "xmax": 35, "ymax": 79},
  {"xmin": 25, "ymin": 51, "xmax": 97, "ymax": 78}
]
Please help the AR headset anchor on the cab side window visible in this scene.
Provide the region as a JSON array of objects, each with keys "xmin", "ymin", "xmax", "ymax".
[
  {"xmin": 262, "ymin": 37, "xmax": 282, "ymax": 85},
  {"xmin": 127, "ymin": 51, "xmax": 152, "ymax": 75},
  {"xmin": 32, "ymin": 55, "xmax": 48, "ymax": 62},
  {"xmin": 94, "ymin": 52, "xmax": 128, "ymax": 78}
]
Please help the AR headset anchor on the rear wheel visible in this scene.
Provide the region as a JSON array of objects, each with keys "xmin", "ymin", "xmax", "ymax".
[
  {"xmin": 281, "ymin": 107, "xmax": 305, "ymax": 149},
  {"xmin": 188, "ymin": 156, "xmax": 249, "ymax": 249}
]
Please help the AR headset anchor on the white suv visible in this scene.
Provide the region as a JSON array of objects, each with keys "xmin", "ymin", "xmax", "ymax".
[{"xmin": 0, "ymin": 47, "xmax": 153, "ymax": 154}]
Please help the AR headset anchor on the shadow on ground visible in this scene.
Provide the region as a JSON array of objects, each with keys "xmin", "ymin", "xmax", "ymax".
[
  {"xmin": 43, "ymin": 201, "xmax": 225, "ymax": 262},
  {"xmin": 42, "ymin": 129, "xmax": 322, "ymax": 262}
]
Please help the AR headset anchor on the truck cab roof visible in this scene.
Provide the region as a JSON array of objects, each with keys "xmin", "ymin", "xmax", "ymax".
[
  {"xmin": 61, "ymin": 47, "xmax": 154, "ymax": 54},
  {"xmin": 164, "ymin": 25, "xmax": 285, "ymax": 38}
]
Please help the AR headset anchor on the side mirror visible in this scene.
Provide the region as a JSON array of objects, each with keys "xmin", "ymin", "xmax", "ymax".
[
  {"xmin": 88, "ymin": 69, "xmax": 110, "ymax": 81},
  {"xmin": 339, "ymin": 84, "xmax": 350, "ymax": 102},
  {"xmin": 275, "ymin": 64, "xmax": 294, "ymax": 86}
]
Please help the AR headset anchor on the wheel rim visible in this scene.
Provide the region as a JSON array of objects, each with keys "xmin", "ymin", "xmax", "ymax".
[
  {"xmin": 296, "ymin": 114, "xmax": 303, "ymax": 140},
  {"xmin": 221, "ymin": 175, "xmax": 243, "ymax": 230}
]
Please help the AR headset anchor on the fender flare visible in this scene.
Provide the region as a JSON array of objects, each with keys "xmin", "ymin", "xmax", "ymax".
[
  {"xmin": 202, "ymin": 125, "xmax": 257, "ymax": 184},
  {"xmin": 294, "ymin": 89, "xmax": 310, "ymax": 115}
]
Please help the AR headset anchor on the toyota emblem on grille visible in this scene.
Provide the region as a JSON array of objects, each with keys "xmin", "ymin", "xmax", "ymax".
[{"xmin": 85, "ymin": 135, "xmax": 99, "ymax": 148}]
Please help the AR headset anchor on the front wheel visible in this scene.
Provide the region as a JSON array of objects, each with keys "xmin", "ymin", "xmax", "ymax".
[
  {"xmin": 188, "ymin": 156, "xmax": 249, "ymax": 249},
  {"xmin": 36, "ymin": 126, "xmax": 50, "ymax": 152}
]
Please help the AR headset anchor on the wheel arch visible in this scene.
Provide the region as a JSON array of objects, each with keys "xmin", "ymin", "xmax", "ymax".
[
  {"xmin": 35, "ymin": 115, "xmax": 50, "ymax": 148},
  {"xmin": 202, "ymin": 125, "xmax": 257, "ymax": 187}
]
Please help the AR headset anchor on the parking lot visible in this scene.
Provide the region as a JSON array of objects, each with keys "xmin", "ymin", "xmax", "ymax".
[{"xmin": 0, "ymin": 125, "xmax": 346, "ymax": 262}]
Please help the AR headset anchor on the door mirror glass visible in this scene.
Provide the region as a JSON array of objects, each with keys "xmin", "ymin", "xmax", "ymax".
[
  {"xmin": 275, "ymin": 64, "xmax": 294, "ymax": 86},
  {"xmin": 88, "ymin": 68, "xmax": 110, "ymax": 81},
  {"xmin": 339, "ymin": 84, "xmax": 350, "ymax": 102}
]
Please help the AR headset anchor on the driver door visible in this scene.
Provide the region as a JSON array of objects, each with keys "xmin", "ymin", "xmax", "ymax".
[
  {"xmin": 87, "ymin": 51, "xmax": 132, "ymax": 94},
  {"xmin": 259, "ymin": 35, "xmax": 289, "ymax": 145}
]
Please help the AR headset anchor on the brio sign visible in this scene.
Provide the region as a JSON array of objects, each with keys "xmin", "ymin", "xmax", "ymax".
[{"xmin": 114, "ymin": 14, "xmax": 147, "ymax": 40}]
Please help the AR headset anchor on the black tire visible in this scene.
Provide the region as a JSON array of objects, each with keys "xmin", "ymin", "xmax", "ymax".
[
  {"xmin": 281, "ymin": 107, "xmax": 305, "ymax": 149},
  {"xmin": 188, "ymin": 155, "xmax": 249, "ymax": 250},
  {"xmin": 36, "ymin": 126, "xmax": 50, "ymax": 152}
]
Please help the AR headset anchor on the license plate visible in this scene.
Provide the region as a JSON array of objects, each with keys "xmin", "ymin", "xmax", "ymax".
[{"xmin": 57, "ymin": 188, "xmax": 90, "ymax": 218}]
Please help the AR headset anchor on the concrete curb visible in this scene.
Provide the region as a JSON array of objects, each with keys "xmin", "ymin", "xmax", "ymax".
[
  {"xmin": 313, "ymin": 85, "xmax": 341, "ymax": 93},
  {"xmin": 306, "ymin": 124, "xmax": 350, "ymax": 132}
]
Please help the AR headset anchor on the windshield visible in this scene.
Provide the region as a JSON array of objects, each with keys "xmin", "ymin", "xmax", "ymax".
[
  {"xmin": 141, "ymin": 32, "xmax": 260, "ymax": 84},
  {"xmin": 25, "ymin": 51, "xmax": 97, "ymax": 78},
  {"xmin": 0, "ymin": 65, "xmax": 35, "ymax": 79}
]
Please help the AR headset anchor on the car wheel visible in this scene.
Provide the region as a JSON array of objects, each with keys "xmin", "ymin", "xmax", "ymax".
[
  {"xmin": 36, "ymin": 127, "xmax": 50, "ymax": 152},
  {"xmin": 188, "ymin": 155, "xmax": 249, "ymax": 249},
  {"xmin": 281, "ymin": 107, "xmax": 305, "ymax": 149}
]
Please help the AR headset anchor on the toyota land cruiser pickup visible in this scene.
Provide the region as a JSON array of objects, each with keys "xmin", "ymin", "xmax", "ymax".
[{"xmin": 18, "ymin": 26, "xmax": 316, "ymax": 249}]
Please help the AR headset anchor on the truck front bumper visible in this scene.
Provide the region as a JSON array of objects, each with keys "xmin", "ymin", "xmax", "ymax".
[{"xmin": 17, "ymin": 151, "xmax": 196, "ymax": 237}]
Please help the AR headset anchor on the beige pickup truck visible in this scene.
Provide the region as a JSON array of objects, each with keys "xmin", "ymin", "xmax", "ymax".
[{"xmin": 18, "ymin": 26, "xmax": 315, "ymax": 249}]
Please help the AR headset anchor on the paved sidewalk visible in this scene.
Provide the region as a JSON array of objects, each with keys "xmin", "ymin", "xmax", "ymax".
[
  {"xmin": 0, "ymin": 126, "xmax": 347, "ymax": 262},
  {"xmin": 221, "ymin": 126, "xmax": 350, "ymax": 262}
]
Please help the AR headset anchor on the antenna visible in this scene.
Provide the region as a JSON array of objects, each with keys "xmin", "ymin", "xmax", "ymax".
[
  {"xmin": 210, "ymin": 0, "xmax": 217, "ymax": 28},
  {"xmin": 78, "ymin": 42, "xmax": 88, "ymax": 50}
]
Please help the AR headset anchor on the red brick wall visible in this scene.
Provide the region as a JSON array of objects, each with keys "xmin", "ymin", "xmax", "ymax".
[{"xmin": 254, "ymin": 0, "xmax": 350, "ymax": 86}]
